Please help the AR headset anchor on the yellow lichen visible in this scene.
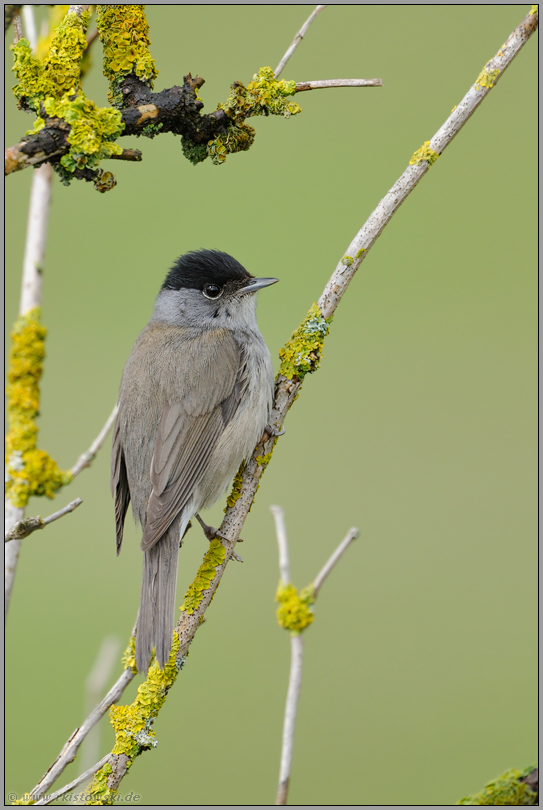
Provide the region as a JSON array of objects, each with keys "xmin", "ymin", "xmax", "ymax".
[
  {"xmin": 475, "ymin": 67, "xmax": 501, "ymax": 90},
  {"xmin": 5, "ymin": 310, "xmax": 71, "ymax": 507},
  {"xmin": 11, "ymin": 8, "xmax": 124, "ymax": 188},
  {"xmin": 276, "ymin": 582, "xmax": 315, "ymax": 634},
  {"xmin": 278, "ymin": 303, "xmax": 332, "ymax": 381},
  {"xmin": 225, "ymin": 460, "xmax": 245, "ymax": 510},
  {"xmin": 206, "ymin": 66, "xmax": 301, "ymax": 165},
  {"xmin": 181, "ymin": 538, "xmax": 226, "ymax": 614},
  {"xmin": 409, "ymin": 141, "xmax": 440, "ymax": 166},
  {"xmin": 530, "ymin": 5, "xmax": 538, "ymax": 15},
  {"xmin": 121, "ymin": 636, "xmax": 138, "ymax": 673},
  {"xmin": 457, "ymin": 767, "xmax": 538, "ymax": 805},
  {"xmin": 96, "ymin": 4, "xmax": 158, "ymax": 108}
]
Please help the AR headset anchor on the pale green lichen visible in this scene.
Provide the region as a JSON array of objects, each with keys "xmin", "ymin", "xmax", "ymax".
[
  {"xmin": 278, "ymin": 303, "xmax": 332, "ymax": 381},
  {"xmin": 276, "ymin": 582, "xmax": 315, "ymax": 635},
  {"xmin": 5, "ymin": 310, "xmax": 71, "ymax": 508},
  {"xmin": 181, "ymin": 538, "xmax": 226, "ymax": 614},
  {"xmin": 475, "ymin": 67, "xmax": 501, "ymax": 90},
  {"xmin": 409, "ymin": 141, "xmax": 440, "ymax": 166},
  {"xmin": 256, "ymin": 451, "xmax": 273, "ymax": 467},
  {"xmin": 206, "ymin": 66, "xmax": 301, "ymax": 165},
  {"xmin": 96, "ymin": 4, "xmax": 158, "ymax": 108},
  {"xmin": 457, "ymin": 767, "xmax": 538, "ymax": 805},
  {"xmin": 11, "ymin": 9, "xmax": 124, "ymax": 189}
]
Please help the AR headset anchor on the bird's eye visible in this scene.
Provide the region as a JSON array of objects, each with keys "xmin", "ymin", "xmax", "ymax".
[{"xmin": 202, "ymin": 284, "xmax": 222, "ymax": 300}]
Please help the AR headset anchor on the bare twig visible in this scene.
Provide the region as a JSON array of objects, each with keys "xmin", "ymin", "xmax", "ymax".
[
  {"xmin": 22, "ymin": 4, "xmax": 37, "ymax": 50},
  {"xmin": 29, "ymin": 669, "xmax": 134, "ymax": 800},
  {"xmin": 313, "ymin": 527, "xmax": 359, "ymax": 597},
  {"xmin": 70, "ymin": 404, "xmax": 119, "ymax": 479},
  {"xmin": 12, "ymin": 7, "xmax": 23, "ymax": 41},
  {"xmin": 30, "ymin": 615, "xmax": 137, "ymax": 799},
  {"xmin": 108, "ymin": 148, "xmax": 143, "ymax": 162},
  {"xmin": 68, "ymin": 4, "xmax": 90, "ymax": 16},
  {"xmin": 275, "ymin": 5, "xmax": 327, "ymax": 78},
  {"xmin": 5, "ymin": 498, "xmax": 83, "ymax": 543},
  {"xmin": 80, "ymin": 636, "xmax": 121, "ymax": 774},
  {"xmin": 270, "ymin": 505, "xmax": 290, "ymax": 584},
  {"xmin": 32, "ymin": 754, "xmax": 111, "ymax": 806},
  {"xmin": 276, "ymin": 635, "xmax": 304, "ymax": 806},
  {"xmin": 295, "ymin": 79, "xmax": 382, "ymax": 91}
]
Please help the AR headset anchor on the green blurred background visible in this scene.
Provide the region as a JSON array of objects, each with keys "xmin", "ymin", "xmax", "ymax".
[{"xmin": 5, "ymin": 6, "xmax": 537, "ymax": 806}]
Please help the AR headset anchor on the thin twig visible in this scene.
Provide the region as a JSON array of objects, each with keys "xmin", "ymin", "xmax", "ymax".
[
  {"xmin": 295, "ymin": 79, "xmax": 382, "ymax": 91},
  {"xmin": 12, "ymin": 7, "xmax": 23, "ymax": 41},
  {"xmin": 68, "ymin": 4, "xmax": 90, "ymax": 16},
  {"xmin": 312, "ymin": 527, "xmax": 359, "ymax": 597},
  {"xmin": 30, "ymin": 614, "xmax": 138, "ymax": 799},
  {"xmin": 5, "ymin": 498, "xmax": 83, "ymax": 543},
  {"xmin": 86, "ymin": 27, "xmax": 99, "ymax": 49},
  {"xmin": 108, "ymin": 148, "xmax": 143, "ymax": 162},
  {"xmin": 32, "ymin": 754, "xmax": 111, "ymax": 806},
  {"xmin": 276, "ymin": 635, "xmax": 304, "ymax": 805},
  {"xmin": 21, "ymin": 5, "xmax": 37, "ymax": 50},
  {"xmin": 270, "ymin": 505, "xmax": 290, "ymax": 584},
  {"xmin": 275, "ymin": 5, "xmax": 327, "ymax": 78},
  {"xmin": 29, "ymin": 669, "xmax": 134, "ymax": 800},
  {"xmin": 80, "ymin": 636, "xmax": 121, "ymax": 774},
  {"xmin": 70, "ymin": 404, "xmax": 119, "ymax": 479}
]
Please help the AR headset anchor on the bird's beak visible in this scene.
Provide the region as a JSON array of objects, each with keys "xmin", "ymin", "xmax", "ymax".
[{"xmin": 241, "ymin": 277, "xmax": 279, "ymax": 293}]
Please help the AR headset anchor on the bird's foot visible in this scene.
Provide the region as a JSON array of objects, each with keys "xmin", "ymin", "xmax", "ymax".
[
  {"xmin": 265, "ymin": 424, "xmax": 285, "ymax": 438},
  {"xmin": 195, "ymin": 513, "xmax": 227, "ymax": 542},
  {"xmin": 230, "ymin": 550, "xmax": 244, "ymax": 563},
  {"xmin": 195, "ymin": 513, "xmax": 244, "ymax": 544}
]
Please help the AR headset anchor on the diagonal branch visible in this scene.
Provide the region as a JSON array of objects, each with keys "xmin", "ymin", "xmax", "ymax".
[
  {"xmin": 275, "ymin": 5, "xmax": 327, "ymax": 78},
  {"xmin": 91, "ymin": 8, "xmax": 538, "ymax": 800}
]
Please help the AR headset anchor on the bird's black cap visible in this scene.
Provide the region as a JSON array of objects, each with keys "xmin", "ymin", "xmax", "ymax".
[{"xmin": 162, "ymin": 249, "xmax": 253, "ymax": 292}]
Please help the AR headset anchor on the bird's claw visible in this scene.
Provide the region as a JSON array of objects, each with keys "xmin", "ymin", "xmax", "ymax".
[
  {"xmin": 265, "ymin": 424, "xmax": 285, "ymax": 438},
  {"xmin": 195, "ymin": 513, "xmax": 243, "ymax": 544}
]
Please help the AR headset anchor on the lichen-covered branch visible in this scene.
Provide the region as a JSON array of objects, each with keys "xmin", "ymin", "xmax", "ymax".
[
  {"xmin": 457, "ymin": 766, "xmax": 538, "ymax": 805},
  {"xmin": 271, "ymin": 508, "xmax": 358, "ymax": 805},
  {"xmin": 317, "ymin": 7, "xmax": 538, "ymax": 320},
  {"xmin": 5, "ymin": 498, "xmax": 82, "ymax": 543},
  {"xmin": 80, "ymin": 9, "xmax": 539, "ymax": 803},
  {"xmin": 6, "ymin": 5, "xmax": 380, "ymax": 184}
]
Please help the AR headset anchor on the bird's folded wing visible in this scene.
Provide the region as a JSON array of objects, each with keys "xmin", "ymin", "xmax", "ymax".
[
  {"xmin": 140, "ymin": 331, "xmax": 248, "ymax": 552},
  {"xmin": 111, "ymin": 417, "xmax": 131, "ymax": 554}
]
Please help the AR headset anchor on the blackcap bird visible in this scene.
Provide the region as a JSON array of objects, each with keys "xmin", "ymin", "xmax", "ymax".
[{"xmin": 111, "ymin": 249, "xmax": 277, "ymax": 673}]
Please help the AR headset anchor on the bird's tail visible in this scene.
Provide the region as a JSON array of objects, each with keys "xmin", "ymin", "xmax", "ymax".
[{"xmin": 136, "ymin": 519, "xmax": 182, "ymax": 673}]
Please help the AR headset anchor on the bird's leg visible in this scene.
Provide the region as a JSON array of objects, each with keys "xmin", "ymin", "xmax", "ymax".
[
  {"xmin": 195, "ymin": 513, "xmax": 225, "ymax": 541},
  {"xmin": 195, "ymin": 513, "xmax": 245, "ymax": 546}
]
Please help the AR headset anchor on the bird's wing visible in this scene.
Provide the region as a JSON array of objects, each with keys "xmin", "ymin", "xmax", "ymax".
[
  {"xmin": 140, "ymin": 330, "xmax": 248, "ymax": 552},
  {"xmin": 111, "ymin": 416, "xmax": 131, "ymax": 555}
]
